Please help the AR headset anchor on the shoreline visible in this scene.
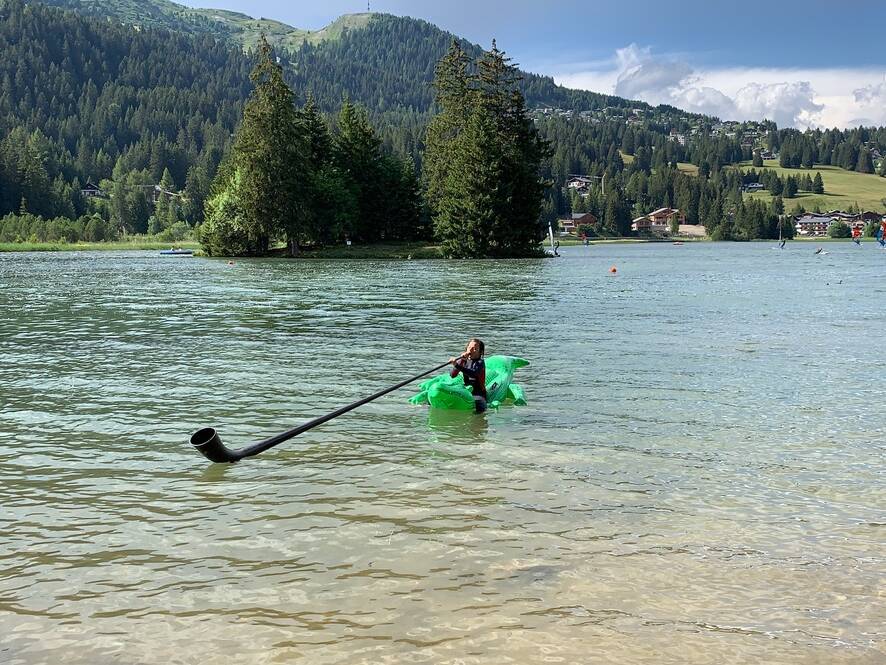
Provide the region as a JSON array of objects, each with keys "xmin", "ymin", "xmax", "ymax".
[
  {"xmin": 1, "ymin": 235, "xmax": 875, "ymax": 257},
  {"xmin": 0, "ymin": 240, "xmax": 200, "ymax": 253}
]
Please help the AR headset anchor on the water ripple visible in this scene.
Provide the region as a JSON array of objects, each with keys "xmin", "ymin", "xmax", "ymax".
[{"xmin": 1, "ymin": 245, "xmax": 884, "ymax": 664}]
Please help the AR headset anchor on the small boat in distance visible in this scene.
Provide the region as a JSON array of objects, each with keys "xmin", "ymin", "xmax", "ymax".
[
  {"xmin": 159, "ymin": 248, "xmax": 194, "ymax": 256},
  {"xmin": 672, "ymin": 241, "xmax": 684, "ymax": 245}
]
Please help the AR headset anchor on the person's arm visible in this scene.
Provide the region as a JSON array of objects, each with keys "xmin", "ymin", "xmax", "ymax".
[{"xmin": 449, "ymin": 354, "xmax": 465, "ymax": 377}]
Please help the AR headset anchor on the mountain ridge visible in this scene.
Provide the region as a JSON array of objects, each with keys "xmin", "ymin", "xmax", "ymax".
[
  {"xmin": 42, "ymin": 0, "xmax": 689, "ymax": 119},
  {"xmin": 41, "ymin": 1, "xmax": 389, "ymax": 50}
]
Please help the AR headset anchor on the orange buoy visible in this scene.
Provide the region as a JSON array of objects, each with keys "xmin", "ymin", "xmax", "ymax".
[{"xmin": 609, "ymin": 265, "xmax": 617, "ymax": 273}]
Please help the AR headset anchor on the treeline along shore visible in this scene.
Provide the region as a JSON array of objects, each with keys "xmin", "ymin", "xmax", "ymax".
[{"xmin": 1, "ymin": 0, "xmax": 885, "ymax": 257}]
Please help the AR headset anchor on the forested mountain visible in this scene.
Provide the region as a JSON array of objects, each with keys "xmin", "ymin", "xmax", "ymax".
[
  {"xmin": 0, "ymin": 0, "xmax": 883, "ymax": 247},
  {"xmin": 0, "ymin": 0, "xmax": 252, "ymax": 226},
  {"xmin": 44, "ymin": 0, "xmax": 651, "ymax": 113}
]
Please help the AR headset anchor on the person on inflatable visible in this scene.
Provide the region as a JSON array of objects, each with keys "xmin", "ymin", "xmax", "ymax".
[{"xmin": 449, "ymin": 338, "xmax": 488, "ymax": 413}]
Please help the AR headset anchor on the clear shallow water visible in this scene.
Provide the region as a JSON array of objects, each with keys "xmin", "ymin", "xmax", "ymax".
[{"xmin": 0, "ymin": 243, "xmax": 883, "ymax": 664}]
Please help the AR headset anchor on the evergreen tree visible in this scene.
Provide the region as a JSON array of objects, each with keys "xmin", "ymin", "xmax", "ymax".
[
  {"xmin": 602, "ymin": 188, "xmax": 631, "ymax": 236},
  {"xmin": 802, "ymin": 146, "xmax": 814, "ymax": 168},
  {"xmin": 202, "ymin": 37, "xmax": 308, "ymax": 255},
  {"xmin": 299, "ymin": 93, "xmax": 336, "ymax": 242},
  {"xmin": 334, "ymin": 100, "xmax": 387, "ymax": 242},
  {"xmin": 425, "ymin": 41, "xmax": 548, "ymax": 257},
  {"xmin": 771, "ymin": 195, "xmax": 784, "ymax": 216},
  {"xmin": 784, "ymin": 176, "xmax": 798, "ymax": 198},
  {"xmin": 813, "ymin": 171, "xmax": 824, "ymax": 194},
  {"xmin": 621, "ymin": 128, "xmax": 635, "ymax": 155},
  {"xmin": 856, "ymin": 149, "xmax": 874, "ymax": 174},
  {"xmin": 423, "ymin": 40, "xmax": 472, "ymax": 220},
  {"xmin": 752, "ymin": 150, "xmax": 763, "ymax": 167}
]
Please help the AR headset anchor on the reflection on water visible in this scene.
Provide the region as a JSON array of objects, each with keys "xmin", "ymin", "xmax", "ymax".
[
  {"xmin": 426, "ymin": 407, "xmax": 489, "ymax": 442},
  {"xmin": 0, "ymin": 244, "xmax": 884, "ymax": 665}
]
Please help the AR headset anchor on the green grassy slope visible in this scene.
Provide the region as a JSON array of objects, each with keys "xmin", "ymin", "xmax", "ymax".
[
  {"xmin": 40, "ymin": 0, "xmax": 369, "ymax": 50},
  {"xmin": 739, "ymin": 160, "xmax": 886, "ymax": 212}
]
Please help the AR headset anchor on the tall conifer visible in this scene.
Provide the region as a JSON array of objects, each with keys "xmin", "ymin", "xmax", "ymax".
[
  {"xmin": 205, "ymin": 36, "xmax": 308, "ymax": 255},
  {"xmin": 424, "ymin": 40, "xmax": 549, "ymax": 257}
]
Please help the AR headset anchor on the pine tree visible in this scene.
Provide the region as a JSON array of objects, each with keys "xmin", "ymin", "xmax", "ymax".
[
  {"xmin": 813, "ymin": 171, "xmax": 824, "ymax": 194},
  {"xmin": 779, "ymin": 144, "xmax": 790, "ymax": 168},
  {"xmin": 771, "ymin": 195, "xmax": 784, "ymax": 216},
  {"xmin": 856, "ymin": 149, "xmax": 874, "ymax": 174},
  {"xmin": 423, "ymin": 40, "xmax": 472, "ymax": 220},
  {"xmin": 752, "ymin": 150, "xmax": 763, "ymax": 167},
  {"xmin": 203, "ymin": 36, "xmax": 309, "ymax": 255},
  {"xmin": 802, "ymin": 146, "xmax": 813, "ymax": 169},
  {"xmin": 334, "ymin": 100, "xmax": 387, "ymax": 242},
  {"xmin": 621, "ymin": 128, "xmax": 635, "ymax": 155},
  {"xmin": 425, "ymin": 41, "xmax": 549, "ymax": 257},
  {"xmin": 300, "ymin": 93, "xmax": 335, "ymax": 242}
]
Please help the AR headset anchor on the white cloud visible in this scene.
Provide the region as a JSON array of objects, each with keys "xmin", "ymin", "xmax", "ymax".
[
  {"xmin": 613, "ymin": 44, "xmax": 692, "ymax": 102},
  {"xmin": 732, "ymin": 81, "xmax": 822, "ymax": 129},
  {"xmin": 552, "ymin": 45, "xmax": 886, "ymax": 129}
]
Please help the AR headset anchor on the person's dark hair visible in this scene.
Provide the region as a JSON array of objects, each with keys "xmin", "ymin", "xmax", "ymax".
[{"xmin": 470, "ymin": 338, "xmax": 485, "ymax": 357}]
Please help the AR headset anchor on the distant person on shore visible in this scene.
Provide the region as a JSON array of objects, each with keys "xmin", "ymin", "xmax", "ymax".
[{"xmin": 449, "ymin": 338, "xmax": 487, "ymax": 413}]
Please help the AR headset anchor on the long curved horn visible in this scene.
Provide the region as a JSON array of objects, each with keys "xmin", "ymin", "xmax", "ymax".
[{"xmin": 190, "ymin": 360, "xmax": 452, "ymax": 463}]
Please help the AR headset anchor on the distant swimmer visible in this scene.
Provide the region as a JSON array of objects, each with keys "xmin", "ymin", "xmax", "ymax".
[
  {"xmin": 814, "ymin": 247, "xmax": 823, "ymax": 254},
  {"xmin": 779, "ymin": 239, "xmax": 786, "ymax": 249}
]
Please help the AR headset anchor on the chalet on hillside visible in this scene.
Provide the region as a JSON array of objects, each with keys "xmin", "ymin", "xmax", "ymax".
[
  {"xmin": 559, "ymin": 212, "xmax": 597, "ymax": 234},
  {"xmin": 668, "ymin": 130, "xmax": 687, "ymax": 146},
  {"xmin": 632, "ymin": 207, "xmax": 685, "ymax": 234},
  {"xmin": 566, "ymin": 176, "xmax": 593, "ymax": 194},
  {"xmin": 80, "ymin": 181, "xmax": 107, "ymax": 199}
]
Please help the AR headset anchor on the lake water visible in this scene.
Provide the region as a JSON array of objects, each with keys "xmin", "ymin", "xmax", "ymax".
[{"xmin": 1, "ymin": 243, "xmax": 884, "ymax": 664}]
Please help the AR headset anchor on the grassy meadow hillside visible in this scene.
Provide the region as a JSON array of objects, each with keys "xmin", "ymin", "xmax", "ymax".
[{"xmin": 739, "ymin": 160, "xmax": 886, "ymax": 211}]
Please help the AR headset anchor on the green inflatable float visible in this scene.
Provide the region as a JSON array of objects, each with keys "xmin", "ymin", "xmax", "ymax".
[{"xmin": 408, "ymin": 355, "xmax": 529, "ymax": 410}]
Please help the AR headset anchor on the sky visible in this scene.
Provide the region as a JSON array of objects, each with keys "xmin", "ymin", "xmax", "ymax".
[{"xmin": 177, "ymin": 0, "xmax": 886, "ymax": 129}]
